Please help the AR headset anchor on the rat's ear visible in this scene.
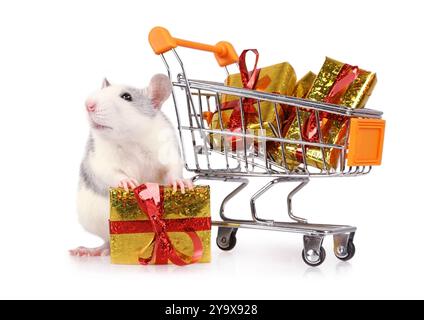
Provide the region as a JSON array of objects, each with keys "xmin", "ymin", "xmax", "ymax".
[
  {"xmin": 147, "ymin": 74, "xmax": 172, "ymax": 109},
  {"xmin": 102, "ymin": 78, "xmax": 111, "ymax": 89}
]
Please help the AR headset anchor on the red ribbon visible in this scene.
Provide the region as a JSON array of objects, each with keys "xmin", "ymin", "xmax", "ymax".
[
  {"xmin": 131, "ymin": 184, "xmax": 205, "ymax": 266},
  {"xmin": 227, "ymin": 49, "xmax": 261, "ymax": 131},
  {"xmin": 302, "ymin": 64, "xmax": 360, "ymax": 143},
  {"xmin": 220, "ymin": 74, "xmax": 271, "ymax": 111},
  {"xmin": 110, "ymin": 218, "xmax": 211, "ymax": 234}
]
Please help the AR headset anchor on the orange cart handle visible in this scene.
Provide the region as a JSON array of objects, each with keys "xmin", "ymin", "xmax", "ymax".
[{"xmin": 148, "ymin": 26, "xmax": 239, "ymax": 67}]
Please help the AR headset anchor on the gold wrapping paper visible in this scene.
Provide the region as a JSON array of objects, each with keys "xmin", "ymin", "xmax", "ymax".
[
  {"xmin": 208, "ymin": 62, "xmax": 297, "ymax": 151},
  {"xmin": 279, "ymin": 57, "xmax": 376, "ymax": 171},
  {"xmin": 270, "ymin": 72, "xmax": 317, "ymax": 170},
  {"xmin": 247, "ymin": 122, "xmax": 277, "ymax": 138},
  {"xmin": 208, "ymin": 109, "xmax": 233, "ymax": 151},
  {"xmin": 341, "ymin": 69, "xmax": 377, "ymax": 108},
  {"xmin": 109, "ymin": 186, "xmax": 211, "ymax": 265},
  {"xmin": 306, "ymin": 58, "xmax": 345, "ymax": 103},
  {"xmin": 292, "ymin": 71, "xmax": 317, "ymax": 99},
  {"xmin": 270, "ymin": 119, "xmax": 348, "ymax": 170},
  {"xmin": 245, "ymin": 122, "xmax": 278, "ymax": 156},
  {"xmin": 307, "ymin": 57, "xmax": 377, "ymax": 109},
  {"xmin": 222, "ymin": 62, "xmax": 297, "ymax": 121}
]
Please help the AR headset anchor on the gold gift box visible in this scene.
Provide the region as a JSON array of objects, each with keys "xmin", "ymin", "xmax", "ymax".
[
  {"xmin": 268, "ymin": 72, "xmax": 317, "ymax": 169},
  {"xmin": 307, "ymin": 57, "xmax": 377, "ymax": 109},
  {"xmin": 222, "ymin": 61, "xmax": 297, "ymax": 120},
  {"xmin": 280, "ymin": 57, "xmax": 377, "ymax": 171},
  {"xmin": 270, "ymin": 119, "xmax": 349, "ymax": 170},
  {"xmin": 208, "ymin": 62, "xmax": 297, "ymax": 151},
  {"xmin": 109, "ymin": 186, "xmax": 211, "ymax": 265}
]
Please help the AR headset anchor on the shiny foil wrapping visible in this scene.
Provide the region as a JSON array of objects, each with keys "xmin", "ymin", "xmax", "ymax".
[
  {"xmin": 247, "ymin": 122, "xmax": 277, "ymax": 138},
  {"xmin": 307, "ymin": 57, "xmax": 377, "ymax": 108},
  {"xmin": 208, "ymin": 62, "xmax": 297, "ymax": 151},
  {"xmin": 109, "ymin": 186, "xmax": 211, "ymax": 265},
  {"xmin": 110, "ymin": 231, "xmax": 211, "ymax": 264},
  {"xmin": 110, "ymin": 188, "xmax": 139, "ymax": 217},
  {"xmin": 222, "ymin": 61, "xmax": 297, "ymax": 118},
  {"xmin": 306, "ymin": 58, "xmax": 345, "ymax": 103},
  {"xmin": 292, "ymin": 71, "xmax": 317, "ymax": 99},
  {"xmin": 210, "ymin": 121, "xmax": 278, "ymax": 155},
  {"xmin": 270, "ymin": 120, "xmax": 348, "ymax": 170},
  {"xmin": 269, "ymin": 72, "xmax": 316, "ymax": 169},
  {"xmin": 208, "ymin": 109, "xmax": 233, "ymax": 151},
  {"xmin": 279, "ymin": 58, "xmax": 376, "ymax": 171},
  {"xmin": 246, "ymin": 122, "xmax": 278, "ymax": 156},
  {"xmin": 340, "ymin": 69, "xmax": 377, "ymax": 108}
]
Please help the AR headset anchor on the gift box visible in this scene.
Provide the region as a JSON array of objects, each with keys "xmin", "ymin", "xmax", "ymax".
[
  {"xmin": 222, "ymin": 50, "xmax": 297, "ymax": 128},
  {"xmin": 207, "ymin": 49, "xmax": 297, "ymax": 152},
  {"xmin": 267, "ymin": 72, "xmax": 316, "ymax": 169},
  {"xmin": 244, "ymin": 71, "xmax": 322, "ymax": 170},
  {"xmin": 109, "ymin": 184, "xmax": 211, "ymax": 265},
  {"xmin": 279, "ymin": 57, "xmax": 377, "ymax": 171},
  {"xmin": 307, "ymin": 57, "xmax": 376, "ymax": 109},
  {"xmin": 270, "ymin": 120, "xmax": 349, "ymax": 170}
]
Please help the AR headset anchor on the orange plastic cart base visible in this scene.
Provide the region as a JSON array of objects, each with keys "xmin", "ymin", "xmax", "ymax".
[{"xmin": 348, "ymin": 118, "xmax": 386, "ymax": 167}]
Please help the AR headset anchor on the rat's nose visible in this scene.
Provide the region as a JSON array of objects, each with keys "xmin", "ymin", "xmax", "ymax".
[{"xmin": 86, "ymin": 101, "xmax": 97, "ymax": 113}]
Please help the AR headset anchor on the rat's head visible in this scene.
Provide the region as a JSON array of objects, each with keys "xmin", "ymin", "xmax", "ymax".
[{"xmin": 84, "ymin": 74, "xmax": 172, "ymax": 140}]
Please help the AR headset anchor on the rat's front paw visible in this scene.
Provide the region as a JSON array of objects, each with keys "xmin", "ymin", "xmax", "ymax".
[
  {"xmin": 167, "ymin": 178, "xmax": 194, "ymax": 194},
  {"xmin": 118, "ymin": 178, "xmax": 139, "ymax": 191}
]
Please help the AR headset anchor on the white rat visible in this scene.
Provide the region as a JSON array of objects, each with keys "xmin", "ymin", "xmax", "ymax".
[{"xmin": 70, "ymin": 74, "xmax": 193, "ymax": 257}]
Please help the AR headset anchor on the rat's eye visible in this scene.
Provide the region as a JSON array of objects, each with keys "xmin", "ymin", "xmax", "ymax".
[{"xmin": 120, "ymin": 92, "xmax": 133, "ymax": 102}]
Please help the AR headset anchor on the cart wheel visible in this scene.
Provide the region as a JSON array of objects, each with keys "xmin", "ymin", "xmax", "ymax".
[
  {"xmin": 302, "ymin": 247, "xmax": 326, "ymax": 267},
  {"xmin": 216, "ymin": 228, "xmax": 237, "ymax": 251},
  {"xmin": 335, "ymin": 240, "xmax": 355, "ymax": 262}
]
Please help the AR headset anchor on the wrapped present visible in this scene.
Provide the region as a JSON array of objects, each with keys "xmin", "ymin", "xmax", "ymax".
[
  {"xmin": 269, "ymin": 120, "xmax": 349, "ymax": 170},
  {"xmin": 245, "ymin": 122, "xmax": 279, "ymax": 158},
  {"xmin": 303, "ymin": 57, "xmax": 376, "ymax": 144},
  {"xmin": 222, "ymin": 49, "xmax": 297, "ymax": 130},
  {"xmin": 268, "ymin": 72, "xmax": 316, "ymax": 169},
  {"xmin": 280, "ymin": 57, "xmax": 377, "ymax": 171},
  {"xmin": 109, "ymin": 184, "xmax": 211, "ymax": 265},
  {"xmin": 307, "ymin": 57, "xmax": 376, "ymax": 109},
  {"xmin": 207, "ymin": 49, "xmax": 297, "ymax": 152}
]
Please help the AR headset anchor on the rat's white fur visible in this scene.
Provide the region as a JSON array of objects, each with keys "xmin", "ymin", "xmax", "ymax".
[{"xmin": 77, "ymin": 75, "xmax": 183, "ymax": 242}]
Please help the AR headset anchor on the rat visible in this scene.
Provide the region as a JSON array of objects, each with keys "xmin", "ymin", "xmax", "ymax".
[{"xmin": 70, "ymin": 74, "xmax": 193, "ymax": 257}]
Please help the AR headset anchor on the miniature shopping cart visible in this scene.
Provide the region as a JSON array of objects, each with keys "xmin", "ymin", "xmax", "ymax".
[{"xmin": 148, "ymin": 27, "xmax": 386, "ymax": 266}]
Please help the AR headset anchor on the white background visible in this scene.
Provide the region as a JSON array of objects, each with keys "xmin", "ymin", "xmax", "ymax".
[{"xmin": 0, "ymin": 0, "xmax": 422, "ymax": 300}]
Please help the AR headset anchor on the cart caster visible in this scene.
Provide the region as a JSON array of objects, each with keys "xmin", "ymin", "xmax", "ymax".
[
  {"xmin": 334, "ymin": 233, "xmax": 356, "ymax": 261},
  {"xmin": 302, "ymin": 247, "xmax": 326, "ymax": 267},
  {"xmin": 302, "ymin": 235, "xmax": 325, "ymax": 267},
  {"xmin": 217, "ymin": 227, "xmax": 238, "ymax": 251},
  {"xmin": 335, "ymin": 240, "xmax": 355, "ymax": 261}
]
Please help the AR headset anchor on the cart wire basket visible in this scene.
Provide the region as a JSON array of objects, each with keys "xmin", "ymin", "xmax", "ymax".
[{"xmin": 148, "ymin": 27, "xmax": 386, "ymax": 266}]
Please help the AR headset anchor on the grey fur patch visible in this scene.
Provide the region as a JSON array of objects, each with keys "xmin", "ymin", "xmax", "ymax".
[
  {"xmin": 79, "ymin": 137, "xmax": 108, "ymax": 197},
  {"xmin": 161, "ymin": 112, "xmax": 183, "ymax": 157},
  {"xmin": 86, "ymin": 134, "xmax": 95, "ymax": 152},
  {"xmin": 123, "ymin": 87, "xmax": 157, "ymax": 117},
  {"xmin": 79, "ymin": 160, "xmax": 109, "ymax": 197}
]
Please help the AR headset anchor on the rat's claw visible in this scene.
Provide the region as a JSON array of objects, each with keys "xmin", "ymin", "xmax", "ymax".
[
  {"xmin": 185, "ymin": 179, "xmax": 194, "ymax": 190},
  {"xmin": 128, "ymin": 179, "xmax": 138, "ymax": 190},
  {"xmin": 178, "ymin": 179, "xmax": 185, "ymax": 194},
  {"xmin": 118, "ymin": 178, "xmax": 139, "ymax": 191},
  {"xmin": 169, "ymin": 178, "xmax": 194, "ymax": 194}
]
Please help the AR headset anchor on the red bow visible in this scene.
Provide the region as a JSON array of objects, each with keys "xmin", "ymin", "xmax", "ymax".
[
  {"xmin": 302, "ymin": 64, "xmax": 360, "ymax": 143},
  {"xmin": 133, "ymin": 184, "xmax": 204, "ymax": 266},
  {"xmin": 227, "ymin": 49, "xmax": 261, "ymax": 131}
]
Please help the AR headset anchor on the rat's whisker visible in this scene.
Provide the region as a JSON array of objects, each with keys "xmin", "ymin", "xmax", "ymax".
[
  {"xmin": 93, "ymin": 114, "xmax": 110, "ymax": 119},
  {"xmin": 94, "ymin": 112, "xmax": 111, "ymax": 118}
]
